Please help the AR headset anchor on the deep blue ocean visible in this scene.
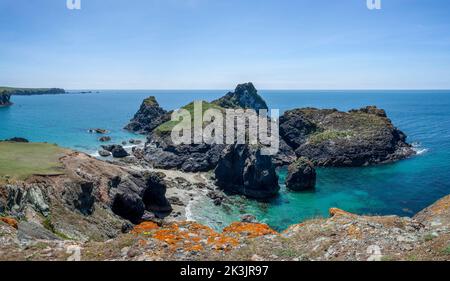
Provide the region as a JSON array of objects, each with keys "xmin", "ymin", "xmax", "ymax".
[{"xmin": 1, "ymin": 90, "xmax": 449, "ymax": 231}]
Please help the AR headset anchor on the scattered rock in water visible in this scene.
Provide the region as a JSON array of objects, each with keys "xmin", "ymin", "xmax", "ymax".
[
  {"xmin": 285, "ymin": 157, "xmax": 316, "ymax": 191},
  {"xmin": 88, "ymin": 128, "xmax": 109, "ymax": 134},
  {"xmin": 99, "ymin": 136, "xmax": 111, "ymax": 142},
  {"xmin": 98, "ymin": 150, "xmax": 112, "ymax": 157},
  {"xmin": 129, "ymin": 139, "xmax": 142, "ymax": 145},
  {"xmin": 214, "ymin": 144, "xmax": 280, "ymax": 199},
  {"xmin": 112, "ymin": 146, "xmax": 129, "ymax": 158}
]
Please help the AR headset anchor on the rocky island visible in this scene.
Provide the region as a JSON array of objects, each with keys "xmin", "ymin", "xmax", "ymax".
[{"xmin": 124, "ymin": 83, "xmax": 415, "ymax": 199}]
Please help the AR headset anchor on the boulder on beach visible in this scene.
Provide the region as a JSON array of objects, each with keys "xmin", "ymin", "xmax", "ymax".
[
  {"xmin": 101, "ymin": 144, "xmax": 129, "ymax": 158},
  {"xmin": 98, "ymin": 150, "xmax": 111, "ymax": 157}
]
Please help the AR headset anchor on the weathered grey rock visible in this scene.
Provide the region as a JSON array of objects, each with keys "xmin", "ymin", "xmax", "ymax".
[
  {"xmin": 99, "ymin": 136, "xmax": 111, "ymax": 142},
  {"xmin": 17, "ymin": 221, "xmax": 60, "ymax": 242},
  {"xmin": 26, "ymin": 187, "xmax": 50, "ymax": 216},
  {"xmin": 285, "ymin": 157, "xmax": 316, "ymax": 191},
  {"xmin": 214, "ymin": 144, "xmax": 280, "ymax": 199}
]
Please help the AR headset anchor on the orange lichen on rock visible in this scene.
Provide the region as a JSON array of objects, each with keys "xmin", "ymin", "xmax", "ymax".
[
  {"xmin": 347, "ymin": 224, "xmax": 362, "ymax": 239},
  {"xmin": 222, "ymin": 222, "xmax": 277, "ymax": 239},
  {"xmin": 0, "ymin": 217, "xmax": 18, "ymax": 229},
  {"xmin": 329, "ymin": 208, "xmax": 355, "ymax": 218},
  {"xmin": 426, "ymin": 195, "xmax": 450, "ymax": 215},
  {"xmin": 146, "ymin": 222, "xmax": 239, "ymax": 252},
  {"xmin": 131, "ymin": 222, "xmax": 160, "ymax": 234}
]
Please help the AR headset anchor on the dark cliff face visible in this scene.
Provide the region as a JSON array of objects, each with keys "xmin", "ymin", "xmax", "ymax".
[
  {"xmin": 124, "ymin": 96, "xmax": 170, "ymax": 134},
  {"xmin": 212, "ymin": 82, "xmax": 269, "ymax": 111},
  {"xmin": 214, "ymin": 144, "xmax": 280, "ymax": 199},
  {"xmin": 0, "ymin": 92, "xmax": 12, "ymax": 106}
]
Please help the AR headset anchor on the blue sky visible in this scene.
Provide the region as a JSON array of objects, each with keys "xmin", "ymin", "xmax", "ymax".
[{"xmin": 0, "ymin": 0, "xmax": 450, "ymax": 89}]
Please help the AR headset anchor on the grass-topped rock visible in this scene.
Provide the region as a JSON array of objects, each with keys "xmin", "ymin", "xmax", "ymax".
[
  {"xmin": 279, "ymin": 106, "xmax": 415, "ymax": 167},
  {"xmin": 124, "ymin": 96, "xmax": 170, "ymax": 134}
]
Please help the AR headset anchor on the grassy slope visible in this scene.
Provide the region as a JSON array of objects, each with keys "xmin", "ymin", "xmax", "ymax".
[
  {"xmin": 155, "ymin": 101, "xmax": 223, "ymax": 133},
  {"xmin": 0, "ymin": 142, "xmax": 67, "ymax": 182}
]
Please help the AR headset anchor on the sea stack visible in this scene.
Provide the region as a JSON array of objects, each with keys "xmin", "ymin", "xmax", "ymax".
[
  {"xmin": 124, "ymin": 96, "xmax": 170, "ymax": 134},
  {"xmin": 285, "ymin": 157, "xmax": 317, "ymax": 191},
  {"xmin": 214, "ymin": 144, "xmax": 280, "ymax": 199}
]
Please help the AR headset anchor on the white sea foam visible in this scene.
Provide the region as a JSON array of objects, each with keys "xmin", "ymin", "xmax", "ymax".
[{"xmin": 412, "ymin": 142, "xmax": 429, "ymax": 155}]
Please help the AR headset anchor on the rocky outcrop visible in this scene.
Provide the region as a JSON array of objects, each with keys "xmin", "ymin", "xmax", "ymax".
[
  {"xmin": 279, "ymin": 106, "xmax": 415, "ymax": 167},
  {"xmin": 0, "ymin": 92, "xmax": 12, "ymax": 106},
  {"xmin": 124, "ymin": 96, "xmax": 170, "ymax": 134},
  {"xmin": 285, "ymin": 157, "xmax": 316, "ymax": 191},
  {"xmin": 144, "ymin": 131, "xmax": 226, "ymax": 172},
  {"xmin": 212, "ymin": 82, "xmax": 268, "ymax": 111},
  {"xmin": 214, "ymin": 144, "xmax": 279, "ymax": 199}
]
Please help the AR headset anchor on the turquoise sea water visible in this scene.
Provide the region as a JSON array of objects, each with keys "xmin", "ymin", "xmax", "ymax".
[{"xmin": 1, "ymin": 90, "xmax": 450, "ymax": 231}]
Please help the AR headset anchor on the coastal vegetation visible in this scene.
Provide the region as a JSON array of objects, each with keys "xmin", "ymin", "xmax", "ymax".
[
  {"xmin": 155, "ymin": 101, "xmax": 224, "ymax": 133},
  {"xmin": 0, "ymin": 142, "xmax": 66, "ymax": 183}
]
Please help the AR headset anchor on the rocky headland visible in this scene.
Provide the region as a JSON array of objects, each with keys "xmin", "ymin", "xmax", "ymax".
[
  {"xmin": 0, "ymin": 92, "xmax": 12, "ymax": 107},
  {"xmin": 0, "ymin": 87, "xmax": 65, "ymax": 96}
]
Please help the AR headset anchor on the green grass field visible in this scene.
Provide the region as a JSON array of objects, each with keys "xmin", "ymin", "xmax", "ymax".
[{"xmin": 0, "ymin": 142, "xmax": 67, "ymax": 182}]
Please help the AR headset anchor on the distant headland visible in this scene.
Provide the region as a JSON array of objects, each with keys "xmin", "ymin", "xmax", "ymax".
[{"xmin": 0, "ymin": 86, "xmax": 66, "ymax": 96}]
